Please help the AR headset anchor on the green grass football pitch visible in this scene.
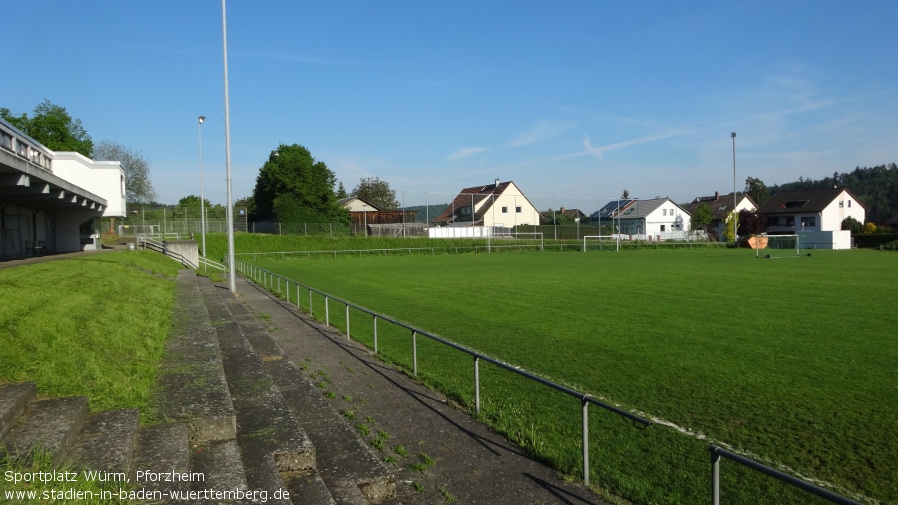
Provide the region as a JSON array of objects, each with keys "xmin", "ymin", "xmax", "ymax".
[{"xmin": 250, "ymin": 248, "xmax": 897, "ymax": 504}]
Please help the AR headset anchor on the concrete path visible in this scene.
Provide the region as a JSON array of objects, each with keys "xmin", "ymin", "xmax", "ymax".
[{"xmin": 231, "ymin": 275, "xmax": 607, "ymax": 505}]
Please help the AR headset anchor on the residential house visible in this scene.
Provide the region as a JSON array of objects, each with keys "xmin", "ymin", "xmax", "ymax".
[
  {"xmin": 430, "ymin": 180, "xmax": 540, "ymax": 230},
  {"xmin": 337, "ymin": 196, "xmax": 420, "ymax": 236},
  {"xmin": 683, "ymin": 191, "xmax": 757, "ymax": 241},
  {"xmin": 757, "ymin": 188, "xmax": 866, "ymax": 249},
  {"xmin": 589, "ymin": 197, "xmax": 691, "ymax": 240},
  {"xmin": 540, "ymin": 207, "xmax": 588, "ymax": 224}
]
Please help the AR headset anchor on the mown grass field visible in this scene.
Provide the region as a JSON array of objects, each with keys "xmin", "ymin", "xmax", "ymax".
[
  {"xmin": 0, "ymin": 251, "xmax": 182, "ymax": 503},
  {"xmin": 247, "ymin": 247, "xmax": 897, "ymax": 505}
]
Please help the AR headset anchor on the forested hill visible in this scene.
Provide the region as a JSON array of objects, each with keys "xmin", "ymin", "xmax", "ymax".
[{"xmin": 770, "ymin": 163, "xmax": 898, "ymax": 224}]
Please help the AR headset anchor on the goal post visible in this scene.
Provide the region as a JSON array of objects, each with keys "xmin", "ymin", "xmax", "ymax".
[
  {"xmin": 751, "ymin": 234, "xmax": 800, "ymax": 258},
  {"xmin": 582, "ymin": 235, "xmax": 622, "ymax": 252}
]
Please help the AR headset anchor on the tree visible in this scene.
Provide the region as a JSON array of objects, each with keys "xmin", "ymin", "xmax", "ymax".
[
  {"xmin": 841, "ymin": 216, "xmax": 862, "ymax": 235},
  {"xmin": 1, "ymin": 100, "xmax": 93, "ymax": 156},
  {"xmin": 738, "ymin": 209, "xmax": 765, "ymax": 236},
  {"xmin": 723, "ymin": 212, "xmax": 738, "ymax": 243},
  {"xmin": 336, "ymin": 181, "xmax": 348, "ymax": 199},
  {"xmin": 744, "ymin": 177, "xmax": 770, "ymax": 205},
  {"xmin": 621, "ymin": 189, "xmax": 630, "ymax": 199},
  {"xmin": 689, "ymin": 202, "xmax": 713, "ymax": 233},
  {"xmin": 92, "ymin": 141, "xmax": 158, "ymax": 204},
  {"xmin": 251, "ymin": 144, "xmax": 346, "ymax": 224},
  {"xmin": 352, "ymin": 177, "xmax": 400, "ymax": 210}
]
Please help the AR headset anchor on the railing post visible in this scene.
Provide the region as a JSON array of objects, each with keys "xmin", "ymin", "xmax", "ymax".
[
  {"xmin": 412, "ymin": 330, "xmax": 418, "ymax": 376},
  {"xmin": 325, "ymin": 296, "xmax": 330, "ymax": 327},
  {"xmin": 309, "ymin": 289, "xmax": 313, "ymax": 317},
  {"xmin": 296, "ymin": 284, "xmax": 301, "ymax": 309},
  {"xmin": 711, "ymin": 446, "xmax": 720, "ymax": 505},
  {"xmin": 582, "ymin": 397, "xmax": 589, "ymax": 486},
  {"xmin": 474, "ymin": 356, "xmax": 480, "ymax": 414},
  {"xmin": 373, "ymin": 315, "xmax": 378, "ymax": 354},
  {"xmin": 345, "ymin": 303, "xmax": 351, "ymax": 340}
]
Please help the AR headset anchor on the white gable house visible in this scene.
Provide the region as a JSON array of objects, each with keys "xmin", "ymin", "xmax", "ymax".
[{"xmin": 591, "ymin": 197, "xmax": 691, "ymax": 240}]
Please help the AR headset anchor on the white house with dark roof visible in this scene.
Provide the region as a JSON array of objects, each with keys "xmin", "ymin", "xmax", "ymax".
[
  {"xmin": 590, "ymin": 197, "xmax": 691, "ymax": 240},
  {"xmin": 683, "ymin": 191, "xmax": 758, "ymax": 241},
  {"xmin": 757, "ymin": 188, "xmax": 866, "ymax": 249},
  {"xmin": 430, "ymin": 180, "xmax": 540, "ymax": 229}
]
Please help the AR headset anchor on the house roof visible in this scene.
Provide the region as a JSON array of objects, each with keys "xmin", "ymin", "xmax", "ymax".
[
  {"xmin": 337, "ymin": 195, "xmax": 382, "ymax": 211},
  {"xmin": 683, "ymin": 192, "xmax": 756, "ymax": 220},
  {"xmin": 758, "ymin": 188, "xmax": 867, "ymax": 215},
  {"xmin": 589, "ymin": 198, "xmax": 677, "ymax": 220},
  {"xmin": 541, "ymin": 208, "xmax": 588, "ymax": 219},
  {"xmin": 431, "ymin": 180, "xmax": 534, "ymax": 224}
]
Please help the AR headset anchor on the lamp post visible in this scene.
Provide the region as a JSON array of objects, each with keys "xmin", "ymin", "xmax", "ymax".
[
  {"xmin": 731, "ymin": 132, "xmax": 737, "ymax": 244},
  {"xmin": 198, "ymin": 116, "xmax": 207, "ymax": 258}
]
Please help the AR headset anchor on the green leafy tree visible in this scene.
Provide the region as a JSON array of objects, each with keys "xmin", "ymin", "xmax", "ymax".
[
  {"xmin": 621, "ymin": 189, "xmax": 630, "ymax": 199},
  {"xmin": 352, "ymin": 177, "xmax": 400, "ymax": 210},
  {"xmin": 1, "ymin": 100, "xmax": 93, "ymax": 156},
  {"xmin": 841, "ymin": 216, "xmax": 862, "ymax": 235},
  {"xmin": 723, "ymin": 212, "xmax": 739, "ymax": 243},
  {"xmin": 744, "ymin": 177, "xmax": 770, "ymax": 205},
  {"xmin": 251, "ymin": 144, "xmax": 346, "ymax": 224},
  {"xmin": 92, "ymin": 141, "xmax": 157, "ymax": 204},
  {"xmin": 689, "ymin": 202, "xmax": 713, "ymax": 233}
]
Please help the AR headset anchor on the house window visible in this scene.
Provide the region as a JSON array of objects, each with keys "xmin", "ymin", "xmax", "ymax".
[
  {"xmin": 786, "ymin": 217, "xmax": 795, "ymax": 227},
  {"xmin": 515, "ymin": 206, "xmax": 522, "ymax": 213},
  {"xmin": 501, "ymin": 206, "xmax": 508, "ymax": 213},
  {"xmin": 848, "ymin": 200, "xmax": 852, "ymax": 207},
  {"xmin": 660, "ymin": 225, "xmax": 666, "ymax": 231},
  {"xmin": 1, "ymin": 132, "xmax": 12, "ymax": 151},
  {"xmin": 839, "ymin": 201, "xmax": 844, "ymax": 208},
  {"xmin": 801, "ymin": 216, "xmax": 816, "ymax": 228},
  {"xmin": 16, "ymin": 140, "xmax": 27, "ymax": 157}
]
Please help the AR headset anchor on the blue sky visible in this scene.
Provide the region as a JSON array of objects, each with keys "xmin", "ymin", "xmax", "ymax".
[{"xmin": 3, "ymin": 1, "xmax": 896, "ymax": 212}]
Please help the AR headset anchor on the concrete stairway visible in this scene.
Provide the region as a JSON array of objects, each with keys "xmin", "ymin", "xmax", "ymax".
[{"xmin": 0, "ymin": 269, "xmax": 395, "ymax": 504}]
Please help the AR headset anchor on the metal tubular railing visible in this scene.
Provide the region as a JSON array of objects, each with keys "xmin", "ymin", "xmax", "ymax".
[
  {"xmin": 235, "ymin": 259, "xmax": 651, "ymax": 486},
  {"xmin": 710, "ymin": 445, "xmax": 862, "ymax": 505}
]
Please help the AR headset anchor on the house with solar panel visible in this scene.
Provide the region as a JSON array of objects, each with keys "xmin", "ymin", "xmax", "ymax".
[
  {"xmin": 429, "ymin": 180, "xmax": 540, "ymax": 237},
  {"xmin": 589, "ymin": 197, "xmax": 691, "ymax": 241}
]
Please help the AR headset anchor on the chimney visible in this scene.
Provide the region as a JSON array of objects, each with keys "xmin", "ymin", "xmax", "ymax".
[
  {"xmin": 715, "ymin": 191, "xmax": 719, "ymax": 200},
  {"xmin": 495, "ymin": 178, "xmax": 500, "ymax": 187},
  {"xmin": 560, "ymin": 206, "xmax": 566, "ymax": 214}
]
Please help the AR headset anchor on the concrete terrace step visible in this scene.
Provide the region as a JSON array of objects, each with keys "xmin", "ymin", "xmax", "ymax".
[
  {"xmin": 66, "ymin": 409, "xmax": 140, "ymax": 474},
  {"xmin": 0, "ymin": 396, "xmax": 89, "ymax": 466},
  {"xmin": 197, "ymin": 276, "xmax": 317, "ymax": 504},
  {"xmin": 130, "ymin": 422, "xmax": 191, "ymax": 497},
  {"xmin": 0, "ymin": 381, "xmax": 37, "ymax": 440},
  {"xmin": 216, "ymin": 291, "xmax": 396, "ymax": 505},
  {"xmin": 154, "ymin": 269, "xmax": 235, "ymax": 443}
]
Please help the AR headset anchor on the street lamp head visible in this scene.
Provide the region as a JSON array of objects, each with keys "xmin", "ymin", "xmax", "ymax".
[
  {"xmin": 731, "ymin": 132, "xmax": 736, "ymax": 138},
  {"xmin": 198, "ymin": 116, "xmax": 206, "ymax": 124}
]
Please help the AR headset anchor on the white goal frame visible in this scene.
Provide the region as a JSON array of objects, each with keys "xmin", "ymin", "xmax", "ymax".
[
  {"xmin": 489, "ymin": 231, "xmax": 543, "ymax": 252},
  {"xmin": 752, "ymin": 234, "xmax": 800, "ymax": 258},
  {"xmin": 582, "ymin": 235, "xmax": 623, "ymax": 252}
]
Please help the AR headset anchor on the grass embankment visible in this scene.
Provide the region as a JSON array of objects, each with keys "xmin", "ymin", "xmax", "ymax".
[
  {"xmin": 1, "ymin": 251, "xmax": 180, "ymax": 503},
  {"xmin": 202, "ymin": 232, "xmax": 541, "ymax": 262},
  {"xmin": 0, "ymin": 251, "xmax": 180, "ymax": 411},
  {"xmin": 249, "ymin": 248, "xmax": 897, "ymax": 505}
]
